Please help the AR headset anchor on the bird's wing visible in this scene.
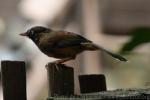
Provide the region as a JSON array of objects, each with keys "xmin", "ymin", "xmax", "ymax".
[{"xmin": 52, "ymin": 31, "xmax": 92, "ymax": 48}]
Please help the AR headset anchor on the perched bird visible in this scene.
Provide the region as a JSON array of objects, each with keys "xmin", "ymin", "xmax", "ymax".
[{"xmin": 20, "ymin": 26, "xmax": 127, "ymax": 63}]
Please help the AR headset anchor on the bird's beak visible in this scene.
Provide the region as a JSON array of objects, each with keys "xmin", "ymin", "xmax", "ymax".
[{"xmin": 19, "ymin": 32, "xmax": 27, "ymax": 36}]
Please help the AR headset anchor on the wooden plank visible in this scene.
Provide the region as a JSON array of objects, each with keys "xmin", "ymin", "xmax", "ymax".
[
  {"xmin": 1, "ymin": 61, "xmax": 27, "ymax": 100},
  {"xmin": 48, "ymin": 88, "xmax": 150, "ymax": 100},
  {"xmin": 79, "ymin": 74, "xmax": 107, "ymax": 93},
  {"xmin": 46, "ymin": 63, "xmax": 74, "ymax": 97}
]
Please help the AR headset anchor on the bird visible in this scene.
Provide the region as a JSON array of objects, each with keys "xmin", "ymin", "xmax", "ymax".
[{"xmin": 20, "ymin": 26, "xmax": 127, "ymax": 64}]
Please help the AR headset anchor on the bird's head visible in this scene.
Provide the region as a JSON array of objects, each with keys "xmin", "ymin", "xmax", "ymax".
[{"xmin": 20, "ymin": 26, "xmax": 51, "ymax": 41}]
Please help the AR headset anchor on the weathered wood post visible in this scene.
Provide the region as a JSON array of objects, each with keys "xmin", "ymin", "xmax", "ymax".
[
  {"xmin": 46, "ymin": 62, "xmax": 107, "ymax": 99},
  {"xmin": 79, "ymin": 74, "xmax": 107, "ymax": 93},
  {"xmin": 1, "ymin": 61, "xmax": 27, "ymax": 100},
  {"xmin": 46, "ymin": 63, "xmax": 74, "ymax": 99}
]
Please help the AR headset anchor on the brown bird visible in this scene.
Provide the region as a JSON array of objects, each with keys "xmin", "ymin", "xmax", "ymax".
[{"xmin": 20, "ymin": 26, "xmax": 127, "ymax": 63}]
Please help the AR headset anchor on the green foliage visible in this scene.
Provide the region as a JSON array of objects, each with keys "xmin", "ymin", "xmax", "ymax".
[{"xmin": 120, "ymin": 27, "xmax": 150, "ymax": 54}]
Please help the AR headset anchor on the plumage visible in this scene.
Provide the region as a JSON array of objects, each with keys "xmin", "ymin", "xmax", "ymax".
[{"xmin": 20, "ymin": 26, "xmax": 127, "ymax": 63}]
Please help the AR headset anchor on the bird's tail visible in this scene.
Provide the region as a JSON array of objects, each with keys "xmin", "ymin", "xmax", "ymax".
[{"xmin": 81, "ymin": 42, "xmax": 127, "ymax": 62}]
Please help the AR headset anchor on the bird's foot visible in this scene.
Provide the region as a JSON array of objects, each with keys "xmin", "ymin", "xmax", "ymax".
[
  {"xmin": 54, "ymin": 58, "xmax": 74, "ymax": 64},
  {"xmin": 45, "ymin": 62, "xmax": 60, "ymax": 70},
  {"xmin": 45, "ymin": 63, "xmax": 50, "ymax": 70},
  {"xmin": 53, "ymin": 58, "xmax": 74, "ymax": 70},
  {"xmin": 46, "ymin": 57, "xmax": 74, "ymax": 70}
]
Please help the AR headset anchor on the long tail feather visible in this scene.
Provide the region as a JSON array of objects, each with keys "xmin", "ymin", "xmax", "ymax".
[{"xmin": 81, "ymin": 42, "xmax": 127, "ymax": 62}]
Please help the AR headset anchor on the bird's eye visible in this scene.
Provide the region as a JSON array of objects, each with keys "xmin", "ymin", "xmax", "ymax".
[{"xmin": 30, "ymin": 30, "xmax": 34, "ymax": 35}]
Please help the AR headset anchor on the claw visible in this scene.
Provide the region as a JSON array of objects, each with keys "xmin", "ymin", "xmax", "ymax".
[{"xmin": 45, "ymin": 57, "xmax": 74, "ymax": 70}]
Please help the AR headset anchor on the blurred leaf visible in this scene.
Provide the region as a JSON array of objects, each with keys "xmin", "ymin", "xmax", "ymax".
[{"xmin": 120, "ymin": 27, "xmax": 150, "ymax": 54}]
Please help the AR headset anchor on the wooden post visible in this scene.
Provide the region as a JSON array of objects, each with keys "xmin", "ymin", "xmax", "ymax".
[
  {"xmin": 1, "ymin": 61, "xmax": 27, "ymax": 100},
  {"xmin": 79, "ymin": 74, "xmax": 106, "ymax": 93},
  {"xmin": 46, "ymin": 63, "xmax": 74, "ymax": 97}
]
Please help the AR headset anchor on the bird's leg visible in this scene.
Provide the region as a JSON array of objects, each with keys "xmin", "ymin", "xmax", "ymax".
[
  {"xmin": 54, "ymin": 57, "xmax": 74, "ymax": 70},
  {"xmin": 46, "ymin": 57, "xmax": 74, "ymax": 70},
  {"xmin": 55, "ymin": 57, "xmax": 74, "ymax": 64}
]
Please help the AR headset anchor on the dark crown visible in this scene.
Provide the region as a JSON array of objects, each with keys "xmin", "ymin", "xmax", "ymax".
[
  {"xmin": 27, "ymin": 26, "xmax": 51, "ymax": 39},
  {"xmin": 29, "ymin": 26, "xmax": 51, "ymax": 33}
]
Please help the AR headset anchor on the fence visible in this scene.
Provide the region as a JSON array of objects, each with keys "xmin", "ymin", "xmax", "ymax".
[{"xmin": 1, "ymin": 60, "xmax": 150, "ymax": 100}]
